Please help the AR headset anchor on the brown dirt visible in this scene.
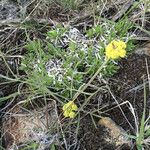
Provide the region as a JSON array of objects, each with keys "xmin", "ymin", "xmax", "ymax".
[
  {"xmin": 77, "ymin": 54, "xmax": 150, "ymax": 150},
  {"xmin": 2, "ymin": 102, "xmax": 58, "ymax": 150}
]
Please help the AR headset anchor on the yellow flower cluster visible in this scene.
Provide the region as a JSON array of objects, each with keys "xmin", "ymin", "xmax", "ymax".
[
  {"xmin": 105, "ymin": 40, "xmax": 126, "ymax": 59},
  {"xmin": 63, "ymin": 101, "xmax": 78, "ymax": 118}
]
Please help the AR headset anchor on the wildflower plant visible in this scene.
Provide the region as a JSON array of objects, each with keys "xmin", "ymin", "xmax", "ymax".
[
  {"xmin": 62, "ymin": 101, "xmax": 78, "ymax": 118},
  {"xmin": 105, "ymin": 40, "xmax": 126, "ymax": 59},
  {"xmin": 20, "ymin": 19, "xmax": 135, "ymax": 117}
]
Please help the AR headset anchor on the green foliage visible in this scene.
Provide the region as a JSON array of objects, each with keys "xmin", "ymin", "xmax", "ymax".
[
  {"xmin": 127, "ymin": 84, "xmax": 150, "ymax": 150},
  {"xmin": 86, "ymin": 25, "xmax": 103, "ymax": 37},
  {"xmin": 136, "ymin": 85, "xmax": 150, "ymax": 150},
  {"xmin": 115, "ymin": 17, "xmax": 133, "ymax": 37},
  {"xmin": 47, "ymin": 26, "xmax": 67, "ymax": 40},
  {"xmin": 21, "ymin": 20, "xmax": 134, "ymax": 100},
  {"xmin": 20, "ymin": 142, "xmax": 39, "ymax": 150},
  {"xmin": 51, "ymin": 144, "xmax": 56, "ymax": 150}
]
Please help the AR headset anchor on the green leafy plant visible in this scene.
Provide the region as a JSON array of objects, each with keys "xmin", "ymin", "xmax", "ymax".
[
  {"xmin": 19, "ymin": 142, "xmax": 39, "ymax": 150},
  {"xmin": 20, "ymin": 20, "xmax": 134, "ymax": 102}
]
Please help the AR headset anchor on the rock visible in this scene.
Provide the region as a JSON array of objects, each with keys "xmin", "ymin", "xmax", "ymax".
[
  {"xmin": 0, "ymin": 0, "xmax": 19, "ymax": 20},
  {"xmin": 135, "ymin": 42, "xmax": 150, "ymax": 56},
  {"xmin": 2, "ymin": 101, "xmax": 58, "ymax": 150},
  {"xmin": 98, "ymin": 117, "xmax": 131, "ymax": 148}
]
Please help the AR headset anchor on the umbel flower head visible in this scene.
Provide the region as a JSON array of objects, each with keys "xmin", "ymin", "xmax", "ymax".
[
  {"xmin": 63, "ymin": 101, "xmax": 78, "ymax": 118},
  {"xmin": 105, "ymin": 40, "xmax": 126, "ymax": 59}
]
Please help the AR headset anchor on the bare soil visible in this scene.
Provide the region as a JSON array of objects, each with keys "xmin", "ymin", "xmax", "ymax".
[{"xmin": 77, "ymin": 54, "xmax": 150, "ymax": 150}]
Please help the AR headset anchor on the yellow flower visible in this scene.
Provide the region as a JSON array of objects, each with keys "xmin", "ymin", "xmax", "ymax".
[
  {"xmin": 71, "ymin": 104, "xmax": 78, "ymax": 111},
  {"xmin": 63, "ymin": 101, "xmax": 78, "ymax": 118},
  {"xmin": 69, "ymin": 112, "xmax": 76, "ymax": 118},
  {"xmin": 105, "ymin": 40, "xmax": 127, "ymax": 59},
  {"xmin": 63, "ymin": 101, "xmax": 73, "ymax": 111},
  {"xmin": 64, "ymin": 111, "xmax": 70, "ymax": 117}
]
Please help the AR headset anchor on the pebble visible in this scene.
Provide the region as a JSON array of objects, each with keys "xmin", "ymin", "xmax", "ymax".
[
  {"xmin": 98, "ymin": 117, "xmax": 132, "ymax": 147},
  {"xmin": 2, "ymin": 101, "xmax": 58, "ymax": 150},
  {"xmin": 135, "ymin": 42, "xmax": 150, "ymax": 56}
]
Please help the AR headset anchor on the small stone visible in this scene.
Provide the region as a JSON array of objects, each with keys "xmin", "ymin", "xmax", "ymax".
[
  {"xmin": 135, "ymin": 42, "xmax": 150, "ymax": 56},
  {"xmin": 0, "ymin": 0, "xmax": 18, "ymax": 20},
  {"xmin": 98, "ymin": 117, "xmax": 131, "ymax": 147},
  {"xmin": 2, "ymin": 101, "xmax": 58, "ymax": 150}
]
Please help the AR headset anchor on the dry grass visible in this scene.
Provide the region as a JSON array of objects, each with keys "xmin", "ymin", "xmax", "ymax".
[{"xmin": 0, "ymin": 0, "xmax": 150, "ymax": 149}]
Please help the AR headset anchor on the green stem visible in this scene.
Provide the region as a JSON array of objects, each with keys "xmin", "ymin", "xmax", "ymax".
[{"xmin": 72, "ymin": 58, "xmax": 109, "ymax": 101}]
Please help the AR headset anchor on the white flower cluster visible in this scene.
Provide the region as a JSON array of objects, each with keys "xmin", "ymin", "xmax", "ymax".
[{"xmin": 45, "ymin": 58, "xmax": 65, "ymax": 84}]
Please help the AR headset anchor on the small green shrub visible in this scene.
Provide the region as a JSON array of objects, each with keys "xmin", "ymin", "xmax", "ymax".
[{"xmin": 21, "ymin": 20, "xmax": 134, "ymax": 100}]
